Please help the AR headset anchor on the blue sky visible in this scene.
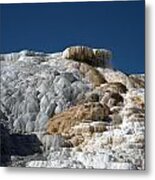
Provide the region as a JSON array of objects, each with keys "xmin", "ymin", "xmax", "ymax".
[{"xmin": 0, "ymin": 1, "xmax": 145, "ymax": 74}]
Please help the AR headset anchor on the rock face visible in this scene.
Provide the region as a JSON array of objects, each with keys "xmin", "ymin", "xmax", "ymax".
[
  {"xmin": 0, "ymin": 123, "xmax": 11, "ymax": 166},
  {"xmin": 62, "ymin": 46, "xmax": 112, "ymax": 68},
  {"xmin": 0, "ymin": 46, "xmax": 145, "ymax": 169},
  {"xmin": 47, "ymin": 102, "xmax": 110, "ymax": 135}
]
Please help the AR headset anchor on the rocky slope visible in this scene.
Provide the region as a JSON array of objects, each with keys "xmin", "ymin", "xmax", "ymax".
[{"xmin": 0, "ymin": 46, "xmax": 145, "ymax": 169}]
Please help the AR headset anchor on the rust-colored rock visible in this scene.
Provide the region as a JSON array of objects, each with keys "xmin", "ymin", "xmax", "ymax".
[
  {"xmin": 79, "ymin": 63, "xmax": 107, "ymax": 86},
  {"xmin": 47, "ymin": 102, "xmax": 110, "ymax": 135}
]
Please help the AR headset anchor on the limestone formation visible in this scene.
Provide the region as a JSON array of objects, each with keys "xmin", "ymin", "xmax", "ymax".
[
  {"xmin": 0, "ymin": 47, "xmax": 145, "ymax": 169},
  {"xmin": 129, "ymin": 74, "xmax": 145, "ymax": 89},
  {"xmin": 96, "ymin": 82, "xmax": 127, "ymax": 94},
  {"xmin": 62, "ymin": 46, "xmax": 112, "ymax": 68},
  {"xmin": 47, "ymin": 102, "xmax": 110, "ymax": 135}
]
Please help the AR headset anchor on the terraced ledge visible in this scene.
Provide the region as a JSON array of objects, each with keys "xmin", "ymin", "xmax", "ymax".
[{"xmin": 0, "ymin": 46, "xmax": 145, "ymax": 169}]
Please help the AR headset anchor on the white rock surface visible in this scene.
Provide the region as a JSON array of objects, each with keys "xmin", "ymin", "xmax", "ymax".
[{"xmin": 0, "ymin": 47, "xmax": 145, "ymax": 169}]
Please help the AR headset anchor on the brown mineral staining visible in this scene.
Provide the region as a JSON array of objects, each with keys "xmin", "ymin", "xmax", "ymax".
[
  {"xmin": 86, "ymin": 67, "xmax": 107, "ymax": 86},
  {"xmin": 96, "ymin": 82, "xmax": 127, "ymax": 94},
  {"xmin": 100, "ymin": 92, "xmax": 124, "ymax": 108},
  {"xmin": 47, "ymin": 102, "xmax": 110, "ymax": 135},
  {"xmin": 62, "ymin": 46, "xmax": 112, "ymax": 68},
  {"xmin": 69, "ymin": 135, "xmax": 84, "ymax": 147},
  {"xmin": 63, "ymin": 46, "xmax": 94, "ymax": 62},
  {"xmin": 79, "ymin": 63, "xmax": 107, "ymax": 86}
]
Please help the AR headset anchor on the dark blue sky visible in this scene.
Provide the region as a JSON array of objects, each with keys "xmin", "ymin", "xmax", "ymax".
[{"xmin": 0, "ymin": 1, "xmax": 145, "ymax": 74}]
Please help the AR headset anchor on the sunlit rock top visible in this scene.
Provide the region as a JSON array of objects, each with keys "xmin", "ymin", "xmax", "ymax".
[{"xmin": 62, "ymin": 46, "xmax": 112, "ymax": 68}]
